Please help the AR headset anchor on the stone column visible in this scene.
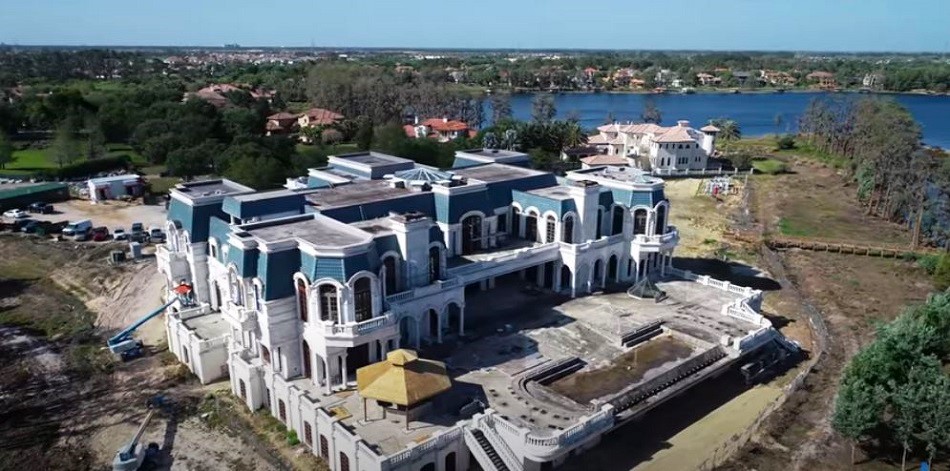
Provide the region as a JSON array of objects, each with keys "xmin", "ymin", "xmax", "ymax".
[
  {"xmin": 322, "ymin": 356, "xmax": 331, "ymax": 395},
  {"xmin": 436, "ymin": 309, "xmax": 443, "ymax": 344},
  {"xmin": 341, "ymin": 352, "xmax": 349, "ymax": 388},
  {"xmin": 459, "ymin": 304, "xmax": 465, "ymax": 335}
]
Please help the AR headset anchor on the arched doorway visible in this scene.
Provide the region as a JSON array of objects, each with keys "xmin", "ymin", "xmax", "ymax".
[
  {"xmin": 511, "ymin": 207, "xmax": 521, "ymax": 237},
  {"xmin": 445, "ymin": 452, "xmax": 457, "ymax": 471},
  {"xmin": 461, "ymin": 214, "xmax": 482, "ymax": 254},
  {"xmin": 382, "ymin": 256, "xmax": 397, "ymax": 296},
  {"xmin": 545, "ymin": 215, "xmax": 557, "ymax": 243},
  {"xmin": 429, "ymin": 246, "xmax": 441, "ymax": 283},
  {"xmin": 399, "ymin": 316, "xmax": 417, "ymax": 347},
  {"xmin": 302, "ymin": 340, "xmax": 312, "ymax": 379},
  {"xmin": 560, "ymin": 265, "xmax": 572, "ymax": 292},
  {"xmin": 655, "ymin": 205, "xmax": 666, "ymax": 235},
  {"xmin": 607, "ymin": 255, "xmax": 618, "ymax": 283},
  {"xmin": 446, "ymin": 303, "xmax": 462, "ymax": 335},
  {"xmin": 525, "ymin": 212, "xmax": 538, "ymax": 242},
  {"xmin": 354, "ymin": 277, "xmax": 373, "ymax": 322},
  {"xmin": 319, "ymin": 284, "xmax": 339, "ymax": 322},
  {"xmin": 593, "ymin": 260, "xmax": 603, "ymax": 287},
  {"xmin": 634, "ymin": 208, "xmax": 648, "ymax": 235},
  {"xmin": 427, "ymin": 309, "xmax": 440, "ymax": 341},
  {"xmin": 562, "ymin": 215, "xmax": 574, "ymax": 243},
  {"xmin": 612, "ymin": 206, "xmax": 624, "ymax": 235},
  {"xmin": 296, "ymin": 278, "xmax": 308, "ymax": 322},
  {"xmin": 420, "ymin": 463, "xmax": 435, "ymax": 471}
]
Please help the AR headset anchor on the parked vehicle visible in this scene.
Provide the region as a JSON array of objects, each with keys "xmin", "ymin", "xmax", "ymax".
[
  {"xmin": 20, "ymin": 220, "xmax": 41, "ymax": 233},
  {"xmin": 147, "ymin": 227, "xmax": 166, "ymax": 244},
  {"xmin": 63, "ymin": 219, "xmax": 93, "ymax": 239},
  {"xmin": 3, "ymin": 209, "xmax": 28, "ymax": 219},
  {"xmin": 28, "ymin": 202, "xmax": 54, "ymax": 214},
  {"xmin": 91, "ymin": 226, "xmax": 111, "ymax": 242},
  {"xmin": 113, "ymin": 228, "xmax": 129, "ymax": 241},
  {"xmin": 131, "ymin": 222, "xmax": 146, "ymax": 242}
]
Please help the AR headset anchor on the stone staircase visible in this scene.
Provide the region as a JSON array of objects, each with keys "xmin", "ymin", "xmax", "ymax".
[{"xmin": 465, "ymin": 428, "xmax": 510, "ymax": 471}]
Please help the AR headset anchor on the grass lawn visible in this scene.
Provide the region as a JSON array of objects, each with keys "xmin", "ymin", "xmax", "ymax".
[
  {"xmin": 752, "ymin": 158, "xmax": 787, "ymax": 174},
  {"xmin": 7, "ymin": 142, "xmax": 145, "ymax": 172},
  {"xmin": 147, "ymin": 176, "xmax": 180, "ymax": 194}
]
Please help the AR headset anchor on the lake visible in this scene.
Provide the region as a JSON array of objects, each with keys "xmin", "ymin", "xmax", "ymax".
[{"xmin": 504, "ymin": 92, "xmax": 950, "ymax": 149}]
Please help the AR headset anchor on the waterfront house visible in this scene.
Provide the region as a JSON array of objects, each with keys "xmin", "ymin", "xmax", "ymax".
[
  {"xmin": 588, "ymin": 120, "xmax": 718, "ymax": 172},
  {"xmin": 806, "ymin": 71, "xmax": 837, "ymax": 89},
  {"xmin": 405, "ymin": 118, "xmax": 477, "ymax": 142}
]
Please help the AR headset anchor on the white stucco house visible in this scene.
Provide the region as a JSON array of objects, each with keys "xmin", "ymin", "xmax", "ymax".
[{"xmin": 588, "ymin": 120, "xmax": 719, "ymax": 172}]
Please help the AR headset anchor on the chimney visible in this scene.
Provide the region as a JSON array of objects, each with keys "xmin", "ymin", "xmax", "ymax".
[
  {"xmin": 414, "ymin": 116, "xmax": 419, "ymax": 125},
  {"xmin": 677, "ymin": 120, "xmax": 689, "ymax": 127},
  {"xmin": 443, "ymin": 117, "xmax": 448, "ymax": 123}
]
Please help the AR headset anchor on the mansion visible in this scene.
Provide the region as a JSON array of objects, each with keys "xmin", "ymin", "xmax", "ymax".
[
  {"xmin": 156, "ymin": 148, "xmax": 781, "ymax": 471},
  {"xmin": 588, "ymin": 120, "xmax": 720, "ymax": 172}
]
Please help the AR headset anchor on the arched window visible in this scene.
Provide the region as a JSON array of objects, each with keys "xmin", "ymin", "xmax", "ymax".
[
  {"xmin": 382, "ymin": 257, "xmax": 397, "ymax": 296},
  {"xmin": 545, "ymin": 215, "xmax": 556, "ymax": 243},
  {"xmin": 208, "ymin": 240, "xmax": 218, "ymax": 259},
  {"xmin": 229, "ymin": 267, "xmax": 243, "ymax": 306},
  {"xmin": 429, "ymin": 246, "xmax": 441, "ymax": 283},
  {"xmin": 634, "ymin": 209, "xmax": 648, "ymax": 235},
  {"xmin": 612, "ymin": 206, "xmax": 624, "ymax": 236},
  {"xmin": 655, "ymin": 205, "xmax": 667, "ymax": 235},
  {"xmin": 319, "ymin": 284, "xmax": 339, "ymax": 323},
  {"xmin": 302, "ymin": 340, "xmax": 312, "ymax": 379},
  {"xmin": 562, "ymin": 216, "xmax": 574, "ymax": 243},
  {"xmin": 296, "ymin": 278, "xmax": 308, "ymax": 321},
  {"xmin": 354, "ymin": 277, "xmax": 373, "ymax": 322},
  {"xmin": 339, "ymin": 452, "xmax": 350, "ymax": 471},
  {"xmin": 253, "ymin": 282, "xmax": 262, "ymax": 311},
  {"xmin": 511, "ymin": 207, "xmax": 521, "ymax": 237},
  {"xmin": 261, "ymin": 345, "xmax": 271, "ymax": 364}
]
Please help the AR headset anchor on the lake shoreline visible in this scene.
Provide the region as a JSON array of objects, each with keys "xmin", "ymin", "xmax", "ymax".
[{"xmin": 504, "ymin": 88, "xmax": 950, "ymax": 97}]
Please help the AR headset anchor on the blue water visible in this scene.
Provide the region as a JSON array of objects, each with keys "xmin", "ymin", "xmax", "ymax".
[{"xmin": 503, "ymin": 92, "xmax": 950, "ymax": 149}]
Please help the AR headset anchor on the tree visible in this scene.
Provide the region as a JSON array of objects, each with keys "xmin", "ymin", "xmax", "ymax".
[
  {"xmin": 0, "ymin": 131, "xmax": 13, "ymax": 169},
  {"xmin": 641, "ymin": 98, "xmax": 662, "ymax": 124},
  {"xmin": 355, "ymin": 118, "xmax": 374, "ymax": 151},
  {"xmin": 490, "ymin": 93, "xmax": 512, "ymax": 124},
  {"xmin": 321, "ymin": 128, "xmax": 343, "ymax": 145},
  {"xmin": 166, "ymin": 140, "xmax": 222, "ymax": 178},
  {"xmin": 222, "ymin": 108, "xmax": 263, "ymax": 141},
  {"xmin": 531, "ymin": 94, "xmax": 556, "ymax": 123},
  {"xmin": 85, "ymin": 117, "xmax": 106, "ymax": 160},
  {"xmin": 709, "ymin": 118, "xmax": 741, "ymax": 141},
  {"xmin": 50, "ymin": 118, "xmax": 80, "ymax": 168}
]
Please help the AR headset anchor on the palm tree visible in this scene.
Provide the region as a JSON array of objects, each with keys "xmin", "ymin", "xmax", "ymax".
[{"xmin": 709, "ymin": 118, "xmax": 741, "ymax": 141}]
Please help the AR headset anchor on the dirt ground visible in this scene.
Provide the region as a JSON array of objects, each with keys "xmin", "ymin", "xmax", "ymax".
[
  {"xmin": 21, "ymin": 198, "xmax": 168, "ymax": 231},
  {"xmin": 664, "ymin": 177, "xmax": 746, "ymax": 258},
  {"xmin": 0, "ymin": 236, "xmax": 285, "ymax": 471},
  {"xmin": 720, "ymin": 157, "xmax": 937, "ymax": 470}
]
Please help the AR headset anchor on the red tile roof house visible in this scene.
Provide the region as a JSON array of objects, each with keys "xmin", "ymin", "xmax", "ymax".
[
  {"xmin": 806, "ymin": 71, "xmax": 837, "ymax": 89},
  {"xmin": 265, "ymin": 112, "xmax": 298, "ymax": 135},
  {"xmin": 404, "ymin": 118, "xmax": 477, "ymax": 142},
  {"xmin": 297, "ymin": 108, "xmax": 345, "ymax": 143},
  {"xmin": 185, "ymin": 83, "xmax": 276, "ymax": 108}
]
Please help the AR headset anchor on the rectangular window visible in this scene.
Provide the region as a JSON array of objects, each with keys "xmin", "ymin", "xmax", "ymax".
[
  {"xmin": 278, "ymin": 399, "xmax": 286, "ymax": 422},
  {"xmin": 276, "ymin": 347, "xmax": 282, "ymax": 373},
  {"xmin": 497, "ymin": 214, "xmax": 507, "ymax": 232}
]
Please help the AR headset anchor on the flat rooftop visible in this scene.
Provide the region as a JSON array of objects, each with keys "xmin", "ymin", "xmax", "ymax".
[
  {"xmin": 569, "ymin": 166, "xmax": 663, "ymax": 186},
  {"xmin": 173, "ymin": 179, "xmax": 254, "ymax": 199},
  {"xmin": 305, "ymin": 180, "xmax": 414, "ymax": 209},
  {"xmin": 330, "ymin": 151, "xmax": 413, "ymax": 167},
  {"xmin": 229, "ymin": 188, "xmax": 305, "ymax": 203},
  {"xmin": 457, "ymin": 148, "xmax": 530, "ymax": 160},
  {"xmin": 182, "ymin": 312, "xmax": 229, "ymax": 340},
  {"xmin": 526, "ymin": 185, "xmax": 573, "ymax": 200},
  {"xmin": 350, "ymin": 216, "xmax": 396, "ymax": 236},
  {"xmin": 244, "ymin": 215, "xmax": 372, "ymax": 247},
  {"xmin": 453, "ymin": 163, "xmax": 545, "ymax": 183}
]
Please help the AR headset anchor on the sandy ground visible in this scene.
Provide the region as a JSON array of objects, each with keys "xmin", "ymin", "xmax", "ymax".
[
  {"xmin": 84, "ymin": 261, "xmax": 168, "ymax": 344},
  {"xmin": 665, "ymin": 177, "xmax": 744, "ymax": 258}
]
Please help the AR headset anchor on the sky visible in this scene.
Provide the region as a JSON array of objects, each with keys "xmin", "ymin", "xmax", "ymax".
[{"xmin": 1, "ymin": 0, "xmax": 948, "ymax": 52}]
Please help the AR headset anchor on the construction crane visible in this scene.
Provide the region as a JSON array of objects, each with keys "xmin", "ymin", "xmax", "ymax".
[{"xmin": 113, "ymin": 395, "xmax": 166, "ymax": 471}]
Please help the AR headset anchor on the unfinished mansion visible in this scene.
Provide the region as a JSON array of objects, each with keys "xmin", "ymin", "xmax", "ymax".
[{"xmin": 157, "ymin": 147, "xmax": 782, "ymax": 471}]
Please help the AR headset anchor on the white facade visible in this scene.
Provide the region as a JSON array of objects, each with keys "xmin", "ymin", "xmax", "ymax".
[{"xmin": 589, "ymin": 120, "xmax": 718, "ymax": 171}]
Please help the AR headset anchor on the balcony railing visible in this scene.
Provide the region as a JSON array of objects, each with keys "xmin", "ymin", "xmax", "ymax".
[
  {"xmin": 633, "ymin": 227, "xmax": 679, "ymax": 245},
  {"xmin": 384, "ymin": 278, "xmax": 461, "ymax": 305},
  {"xmin": 322, "ymin": 312, "xmax": 397, "ymax": 338}
]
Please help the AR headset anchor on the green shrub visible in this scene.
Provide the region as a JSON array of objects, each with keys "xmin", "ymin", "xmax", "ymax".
[
  {"xmin": 931, "ymin": 254, "xmax": 950, "ymax": 290},
  {"xmin": 916, "ymin": 254, "xmax": 940, "ymax": 274},
  {"xmin": 36, "ymin": 155, "xmax": 133, "ymax": 180},
  {"xmin": 775, "ymin": 135, "xmax": 796, "ymax": 150},
  {"xmin": 286, "ymin": 429, "xmax": 300, "ymax": 446}
]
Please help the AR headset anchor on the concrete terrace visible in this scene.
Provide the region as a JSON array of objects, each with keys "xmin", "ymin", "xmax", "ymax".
[{"xmin": 182, "ymin": 312, "xmax": 229, "ymax": 340}]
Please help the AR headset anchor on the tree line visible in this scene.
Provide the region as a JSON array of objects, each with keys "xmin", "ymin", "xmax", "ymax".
[
  {"xmin": 833, "ymin": 291, "xmax": 950, "ymax": 469},
  {"xmin": 799, "ymin": 97, "xmax": 950, "ymax": 247}
]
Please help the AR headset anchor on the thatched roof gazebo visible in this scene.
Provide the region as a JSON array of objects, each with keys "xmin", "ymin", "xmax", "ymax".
[{"xmin": 356, "ymin": 349, "xmax": 452, "ymax": 428}]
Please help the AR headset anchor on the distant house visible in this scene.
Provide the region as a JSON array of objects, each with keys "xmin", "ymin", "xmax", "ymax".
[
  {"xmin": 588, "ymin": 120, "xmax": 719, "ymax": 171},
  {"xmin": 265, "ymin": 112, "xmax": 298, "ymax": 135},
  {"xmin": 296, "ymin": 108, "xmax": 345, "ymax": 143},
  {"xmin": 579, "ymin": 154, "xmax": 629, "ymax": 169},
  {"xmin": 654, "ymin": 69, "xmax": 676, "ymax": 86},
  {"xmin": 806, "ymin": 71, "xmax": 837, "ymax": 89},
  {"xmin": 862, "ymin": 73, "xmax": 884, "ymax": 89},
  {"xmin": 404, "ymin": 118, "xmax": 477, "ymax": 142},
  {"xmin": 759, "ymin": 70, "xmax": 797, "ymax": 87},
  {"xmin": 732, "ymin": 71, "xmax": 752, "ymax": 86},
  {"xmin": 696, "ymin": 73, "xmax": 722, "ymax": 86},
  {"xmin": 185, "ymin": 83, "xmax": 275, "ymax": 108}
]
